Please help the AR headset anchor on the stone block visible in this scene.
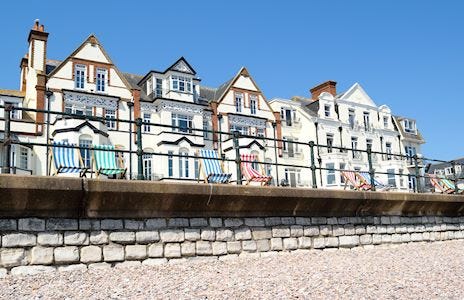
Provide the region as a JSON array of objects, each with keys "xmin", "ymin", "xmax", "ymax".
[
  {"xmin": 79, "ymin": 219, "xmax": 100, "ymax": 231},
  {"xmin": 355, "ymin": 226, "xmax": 366, "ymax": 235},
  {"xmin": 209, "ymin": 218, "xmax": 223, "ymax": 227},
  {"xmin": 160, "ymin": 229, "xmax": 184, "ymax": 243},
  {"xmin": 100, "ymin": 219, "xmax": 124, "ymax": 230},
  {"xmin": 332, "ymin": 225, "xmax": 345, "ymax": 237},
  {"xmin": 219, "ymin": 254, "xmax": 239, "ymax": 261},
  {"xmin": 339, "ymin": 236, "xmax": 359, "ymax": 248},
  {"xmin": 58, "ymin": 264, "xmax": 87, "ymax": 272},
  {"xmin": 386, "ymin": 226, "xmax": 396, "ymax": 234},
  {"xmin": 64, "ymin": 231, "xmax": 89, "ymax": 246},
  {"xmin": 109, "ymin": 232, "xmax": 136, "ymax": 244},
  {"xmin": 326, "ymin": 217, "xmax": 338, "ymax": 225},
  {"xmin": 290, "ymin": 226, "xmax": 304, "ymax": 237},
  {"xmin": 18, "ymin": 218, "xmax": 45, "ymax": 231},
  {"xmin": 185, "ymin": 228, "xmax": 201, "ymax": 241},
  {"xmin": 415, "ymin": 225, "xmax": 426, "ymax": 232},
  {"xmin": 124, "ymin": 220, "xmax": 145, "ymax": 230},
  {"xmin": 2, "ymin": 233, "xmax": 36, "ymax": 247},
  {"xmin": 10, "ymin": 266, "xmax": 55, "ymax": 276},
  {"xmin": 422, "ymin": 232, "xmax": 431, "ymax": 241},
  {"xmin": 410, "ymin": 233, "xmax": 423, "ymax": 242},
  {"xmin": 298, "ymin": 237, "xmax": 312, "ymax": 249},
  {"xmin": 216, "ymin": 228, "xmax": 234, "ymax": 241},
  {"xmin": 395, "ymin": 225, "xmax": 408, "ymax": 234},
  {"xmin": 125, "ymin": 245, "xmax": 147, "ymax": 260},
  {"xmin": 360, "ymin": 216, "xmax": 374, "ymax": 225},
  {"xmin": 148, "ymin": 244, "xmax": 164, "ymax": 258},
  {"xmin": 196, "ymin": 241, "xmax": 213, "ymax": 255},
  {"xmin": 168, "ymin": 218, "xmax": 189, "ymax": 227},
  {"xmin": 264, "ymin": 217, "xmax": 281, "ymax": 226},
  {"xmin": 324, "ymin": 237, "xmax": 339, "ymax": 248},
  {"xmin": 252, "ymin": 227, "xmax": 272, "ymax": 240},
  {"xmin": 146, "ymin": 218, "xmax": 167, "ymax": 229},
  {"xmin": 103, "ymin": 245, "xmax": 125, "ymax": 262},
  {"xmin": 390, "ymin": 216, "xmax": 401, "ymax": 224},
  {"xmin": 224, "ymin": 218, "xmax": 243, "ymax": 227},
  {"xmin": 281, "ymin": 217, "xmax": 295, "ymax": 225},
  {"xmin": 313, "ymin": 237, "xmax": 325, "ymax": 249},
  {"xmin": 242, "ymin": 240, "xmax": 257, "ymax": 252},
  {"xmin": 270, "ymin": 238, "xmax": 283, "ymax": 251},
  {"xmin": 1, "ymin": 248, "xmax": 27, "ymax": 267},
  {"xmin": 88, "ymin": 262, "xmax": 112, "ymax": 270},
  {"xmin": 381, "ymin": 235, "xmax": 392, "ymax": 244},
  {"xmin": 372, "ymin": 234, "xmax": 382, "ymax": 244},
  {"xmin": 80, "ymin": 246, "xmax": 102, "ymax": 263},
  {"xmin": 272, "ymin": 226, "xmax": 290, "ymax": 238},
  {"xmin": 256, "ymin": 240, "xmax": 270, "ymax": 252},
  {"xmin": 200, "ymin": 229, "xmax": 216, "ymax": 241},
  {"xmin": 136, "ymin": 231, "xmax": 160, "ymax": 244},
  {"xmin": 227, "ymin": 241, "xmax": 242, "ymax": 254},
  {"xmin": 244, "ymin": 218, "xmax": 265, "ymax": 227},
  {"xmin": 212, "ymin": 242, "xmax": 228, "ymax": 255},
  {"xmin": 303, "ymin": 226, "xmax": 319, "ymax": 237},
  {"xmin": 337, "ymin": 217, "xmax": 351, "ymax": 225},
  {"xmin": 235, "ymin": 227, "xmax": 252, "ymax": 240},
  {"xmin": 401, "ymin": 234, "xmax": 411, "ymax": 243},
  {"xmin": 344, "ymin": 225, "xmax": 355, "ymax": 235},
  {"xmin": 366, "ymin": 225, "xmax": 377, "ymax": 234},
  {"xmin": 190, "ymin": 218, "xmax": 208, "ymax": 227},
  {"xmin": 295, "ymin": 217, "xmax": 312, "ymax": 225},
  {"xmin": 283, "ymin": 238, "xmax": 298, "ymax": 250},
  {"xmin": 349, "ymin": 217, "xmax": 362, "ymax": 224},
  {"xmin": 0, "ymin": 219, "xmax": 16, "ymax": 231},
  {"xmin": 319, "ymin": 225, "xmax": 332, "ymax": 236},
  {"xmin": 181, "ymin": 242, "xmax": 196, "ymax": 256},
  {"xmin": 37, "ymin": 232, "xmax": 63, "ymax": 246},
  {"xmin": 377, "ymin": 226, "xmax": 387, "ymax": 234},
  {"xmin": 142, "ymin": 258, "xmax": 168, "ymax": 266},
  {"xmin": 31, "ymin": 247, "xmax": 54, "ymax": 265},
  {"xmin": 46, "ymin": 219, "xmax": 78, "ymax": 231},
  {"xmin": 311, "ymin": 217, "xmax": 327, "ymax": 225},
  {"xmin": 90, "ymin": 231, "xmax": 109, "ymax": 245},
  {"xmin": 391, "ymin": 234, "xmax": 402, "ymax": 244},
  {"xmin": 54, "ymin": 246, "xmax": 79, "ymax": 264},
  {"xmin": 360, "ymin": 234, "xmax": 372, "ymax": 245},
  {"xmin": 380, "ymin": 216, "xmax": 391, "ymax": 225}
]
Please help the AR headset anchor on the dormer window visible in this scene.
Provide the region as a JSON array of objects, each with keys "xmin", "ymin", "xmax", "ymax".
[
  {"xmin": 96, "ymin": 68, "xmax": 107, "ymax": 92},
  {"xmin": 383, "ymin": 116, "xmax": 389, "ymax": 128},
  {"xmin": 171, "ymin": 75, "xmax": 191, "ymax": 92},
  {"xmin": 324, "ymin": 104, "xmax": 331, "ymax": 117},
  {"xmin": 75, "ymin": 64, "xmax": 86, "ymax": 89},
  {"xmin": 235, "ymin": 93, "xmax": 243, "ymax": 113},
  {"xmin": 404, "ymin": 119, "xmax": 416, "ymax": 133}
]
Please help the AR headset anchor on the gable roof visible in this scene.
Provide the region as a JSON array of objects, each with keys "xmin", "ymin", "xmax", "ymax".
[
  {"xmin": 165, "ymin": 56, "xmax": 196, "ymax": 75},
  {"xmin": 46, "ymin": 34, "xmax": 134, "ymax": 91},
  {"xmin": 336, "ymin": 83, "xmax": 378, "ymax": 107}
]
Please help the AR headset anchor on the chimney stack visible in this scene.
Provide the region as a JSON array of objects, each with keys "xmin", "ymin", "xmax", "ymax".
[
  {"xmin": 310, "ymin": 80, "xmax": 337, "ymax": 100},
  {"xmin": 27, "ymin": 19, "xmax": 49, "ymax": 73}
]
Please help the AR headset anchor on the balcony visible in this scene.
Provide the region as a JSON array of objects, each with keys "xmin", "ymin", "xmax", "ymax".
[{"xmin": 281, "ymin": 118, "xmax": 302, "ymax": 129}]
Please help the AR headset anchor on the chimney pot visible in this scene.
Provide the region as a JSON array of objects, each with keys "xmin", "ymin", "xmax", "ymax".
[
  {"xmin": 39, "ymin": 24, "xmax": 44, "ymax": 32},
  {"xmin": 33, "ymin": 19, "xmax": 39, "ymax": 30}
]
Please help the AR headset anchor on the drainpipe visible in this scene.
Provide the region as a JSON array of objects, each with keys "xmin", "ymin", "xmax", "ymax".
[
  {"xmin": 127, "ymin": 101, "xmax": 134, "ymax": 179},
  {"xmin": 314, "ymin": 121, "xmax": 323, "ymax": 186},
  {"xmin": 338, "ymin": 126, "xmax": 343, "ymax": 152},
  {"xmin": 45, "ymin": 89, "xmax": 53, "ymax": 176}
]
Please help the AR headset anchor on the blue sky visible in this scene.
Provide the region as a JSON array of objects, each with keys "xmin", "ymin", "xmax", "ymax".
[{"xmin": 1, "ymin": 1, "xmax": 463, "ymax": 160}]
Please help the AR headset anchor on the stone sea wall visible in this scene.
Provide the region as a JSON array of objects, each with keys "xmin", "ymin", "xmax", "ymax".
[{"xmin": 1, "ymin": 215, "xmax": 464, "ymax": 276}]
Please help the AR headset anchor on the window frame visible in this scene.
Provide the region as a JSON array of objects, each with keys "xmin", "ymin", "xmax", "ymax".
[
  {"xmin": 96, "ymin": 68, "xmax": 107, "ymax": 92},
  {"xmin": 74, "ymin": 64, "xmax": 86, "ymax": 89}
]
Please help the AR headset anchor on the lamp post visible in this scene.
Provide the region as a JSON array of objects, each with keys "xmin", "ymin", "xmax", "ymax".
[{"xmin": 127, "ymin": 101, "xmax": 134, "ymax": 179}]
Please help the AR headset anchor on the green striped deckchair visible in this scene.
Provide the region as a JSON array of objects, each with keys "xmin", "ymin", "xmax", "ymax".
[
  {"xmin": 93, "ymin": 144, "xmax": 126, "ymax": 178},
  {"xmin": 439, "ymin": 177, "xmax": 464, "ymax": 194}
]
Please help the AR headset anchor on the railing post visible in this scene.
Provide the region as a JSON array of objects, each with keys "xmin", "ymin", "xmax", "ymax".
[
  {"xmin": 367, "ymin": 145, "xmax": 376, "ymax": 191},
  {"xmin": 413, "ymin": 154, "xmax": 421, "ymax": 193},
  {"xmin": 1, "ymin": 104, "xmax": 12, "ymax": 174},
  {"xmin": 272, "ymin": 122, "xmax": 279, "ymax": 186},
  {"xmin": 309, "ymin": 141, "xmax": 317, "ymax": 188},
  {"xmin": 232, "ymin": 131, "xmax": 242, "ymax": 185},
  {"xmin": 451, "ymin": 161, "xmax": 459, "ymax": 194},
  {"xmin": 135, "ymin": 117, "xmax": 144, "ymax": 180}
]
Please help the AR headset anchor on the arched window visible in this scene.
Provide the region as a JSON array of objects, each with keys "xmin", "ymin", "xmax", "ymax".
[
  {"xmin": 79, "ymin": 135, "xmax": 92, "ymax": 168},
  {"xmin": 179, "ymin": 148, "xmax": 189, "ymax": 178},
  {"xmin": 143, "ymin": 148, "xmax": 154, "ymax": 180}
]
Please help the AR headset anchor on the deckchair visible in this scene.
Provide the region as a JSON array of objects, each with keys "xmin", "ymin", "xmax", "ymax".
[
  {"xmin": 439, "ymin": 177, "xmax": 464, "ymax": 194},
  {"xmin": 93, "ymin": 144, "xmax": 126, "ymax": 178},
  {"xmin": 428, "ymin": 175, "xmax": 454, "ymax": 194},
  {"xmin": 50, "ymin": 141, "xmax": 87, "ymax": 177},
  {"xmin": 240, "ymin": 154, "xmax": 272, "ymax": 186},
  {"xmin": 341, "ymin": 171, "xmax": 371, "ymax": 191},
  {"xmin": 198, "ymin": 149, "xmax": 232, "ymax": 184},
  {"xmin": 359, "ymin": 172, "xmax": 392, "ymax": 191}
]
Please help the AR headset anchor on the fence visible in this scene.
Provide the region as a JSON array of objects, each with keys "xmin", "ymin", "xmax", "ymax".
[{"xmin": 0, "ymin": 104, "xmax": 462, "ymax": 194}]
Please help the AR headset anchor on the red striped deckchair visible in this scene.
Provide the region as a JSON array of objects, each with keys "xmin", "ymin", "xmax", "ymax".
[
  {"xmin": 341, "ymin": 170, "xmax": 371, "ymax": 191},
  {"xmin": 240, "ymin": 154, "xmax": 272, "ymax": 186}
]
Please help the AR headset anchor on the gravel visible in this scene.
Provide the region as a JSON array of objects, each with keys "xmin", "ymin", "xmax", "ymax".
[{"xmin": 1, "ymin": 240, "xmax": 464, "ymax": 299}]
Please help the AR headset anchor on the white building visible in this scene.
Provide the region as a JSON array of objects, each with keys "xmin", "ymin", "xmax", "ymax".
[{"xmin": 0, "ymin": 21, "xmax": 426, "ymax": 191}]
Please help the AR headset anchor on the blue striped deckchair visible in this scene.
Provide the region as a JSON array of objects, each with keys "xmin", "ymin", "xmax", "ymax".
[
  {"xmin": 359, "ymin": 172, "xmax": 392, "ymax": 191},
  {"xmin": 51, "ymin": 141, "xmax": 87, "ymax": 177},
  {"xmin": 93, "ymin": 145, "xmax": 126, "ymax": 178},
  {"xmin": 198, "ymin": 149, "xmax": 232, "ymax": 184}
]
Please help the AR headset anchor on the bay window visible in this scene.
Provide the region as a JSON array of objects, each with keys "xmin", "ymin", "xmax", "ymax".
[
  {"xmin": 171, "ymin": 75, "xmax": 192, "ymax": 92},
  {"xmin": 172, "ymin": 113, "xmax": 193, "ymax": 133}
]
